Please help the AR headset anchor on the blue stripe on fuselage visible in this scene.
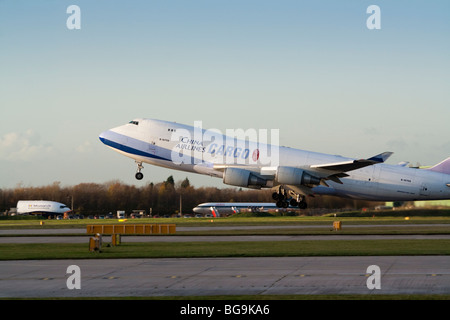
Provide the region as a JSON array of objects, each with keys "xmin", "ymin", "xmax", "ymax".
[{"xmin": 99, "ymin": 132, "xmax": 169, "ymax": 162}]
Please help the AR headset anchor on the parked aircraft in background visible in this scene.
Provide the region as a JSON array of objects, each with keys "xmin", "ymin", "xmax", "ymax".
[
  {"xmin": 99, "ymin": 118, "xmax": 450, "ymax": 209},
  {"xmin": 16, "ymin": 200, "xmax": 71, "ymax": 216},
  {"xmin": 193, "ymin": 202, "xmax": 292, "ymax": 217}
]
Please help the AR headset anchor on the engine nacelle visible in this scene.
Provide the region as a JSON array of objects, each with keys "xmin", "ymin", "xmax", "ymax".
[
  {"xmin": 223, "ymin": 168, "xmax": 267, "ymax": 188},
  {"xmin": 276, "ymin": 167, "xmax": 321, "ymax": 186}
]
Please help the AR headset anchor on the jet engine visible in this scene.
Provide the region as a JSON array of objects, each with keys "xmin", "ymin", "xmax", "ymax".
[
  {"xmin": 223, "ymin": 168, "xmax": 267, "ymax": 188},
  {"xmin": 276, "ymin": 166, "xmax": 321, "ymax": 186}
]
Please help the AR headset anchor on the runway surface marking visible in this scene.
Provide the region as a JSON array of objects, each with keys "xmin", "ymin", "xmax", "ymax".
[{"xmin": 1, "ymin": 256, "xmax": 449, "ymax": 297}]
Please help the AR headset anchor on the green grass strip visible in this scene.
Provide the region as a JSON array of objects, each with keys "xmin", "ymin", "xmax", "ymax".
[{"xmin": 1, "ymin": 239, "xmax": 450, "ymax": 260}]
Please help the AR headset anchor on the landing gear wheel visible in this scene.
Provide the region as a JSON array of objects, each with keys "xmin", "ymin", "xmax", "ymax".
[
  {"xmin": 135, "ymin": 172, "xmax": 144, "ymax": 180},
  {"xmin": 298, "ymin": 201, "xmax": 307, "ymax": 210},
  {"xmin": 134, "ymin": 160, "xmax": 144, "ymax": 180},
  {"xmin": 135, "ymin": 161, "xmax": 144, "ymax": 180}
]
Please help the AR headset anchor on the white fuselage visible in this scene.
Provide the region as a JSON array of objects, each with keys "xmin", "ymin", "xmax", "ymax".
[
  {"xmin": 16, "ymin": 200, "xmax": 71, "ymax": 215},
  {"xmin": 193, "ymin": 202, "xmax": 288, "ymax": 216},
  {"xmin": 99, "ymin": 118, "xmax": 450, "ymax": 202}
]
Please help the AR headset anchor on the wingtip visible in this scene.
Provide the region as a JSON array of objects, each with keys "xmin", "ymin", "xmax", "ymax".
[{"xmin": 368, "ymin": 151, "xmax": 394, "ymax": 163}]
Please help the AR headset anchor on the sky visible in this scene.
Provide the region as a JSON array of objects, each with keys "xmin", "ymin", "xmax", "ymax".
[{"xmin": 0, "ymin": 1, "xmax": 449, "ymax": 189}]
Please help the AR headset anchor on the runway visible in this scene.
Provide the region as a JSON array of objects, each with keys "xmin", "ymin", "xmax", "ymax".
[
  {"xmin": 1, "ymin": 224, "xmax": 450, "ymax": 298},
  {"xmin": 1, "ymin": 256, "xmax": 450, "ymax": 298}
]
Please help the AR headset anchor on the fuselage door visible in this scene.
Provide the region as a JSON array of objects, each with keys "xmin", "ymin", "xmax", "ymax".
[
  {"xmin": 137, "ymin": 121, "xmax": 158, "ymax": 156},
  {"xmin": 419, "ymin": 182, "xmax": 430, "ymax": 197},
  {"xmin": 148, "ymin": 138, "xmax": 157, "ymax": 155}
]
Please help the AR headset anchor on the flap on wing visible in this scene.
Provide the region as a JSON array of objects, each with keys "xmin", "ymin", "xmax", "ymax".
[
  {"xmin": 286, "ymin": 184, "xmax": 315, "ymax": 197},
  {"xmin": 310, "ymin": 151, "xmax": 393, "ymax": 173}
]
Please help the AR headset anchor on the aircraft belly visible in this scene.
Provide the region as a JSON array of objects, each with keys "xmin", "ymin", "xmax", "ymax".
[{"xmin": 142, "ymin": 156, "xmax": 197, "ymax": 173}]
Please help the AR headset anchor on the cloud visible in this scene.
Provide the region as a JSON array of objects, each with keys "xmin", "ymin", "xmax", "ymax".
[
  {"xmin": 386, "ymin": 138, "xmax": 409, "ymax": 152},
  {"xmin": 76, "ymin": 141, "xmax": 93, "ymax": 153},
  {"xmin": 362, "ymin": 127, "xmax": 381, "ymax": 136},
  {"xmin": 0, "ymin": 130, "xmax": 53, "ymax": 161}
]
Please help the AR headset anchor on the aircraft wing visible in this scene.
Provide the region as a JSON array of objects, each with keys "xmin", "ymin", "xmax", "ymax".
[
  {"xmin": 213, "ymin": 152, "xmax": 392, "ymax": 172},
  {"xmin": 212, "ymin": 152, "xmax": 393, "ymax": 194},
  {"xmin": 310, "ymin": 151, "xmax": 393, "ymax": 173},
  {"xmin": 306, "ymin": 151, "xmax": 393, "ymax": 185}
]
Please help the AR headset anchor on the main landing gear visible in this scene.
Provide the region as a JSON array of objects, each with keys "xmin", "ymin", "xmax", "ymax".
[
  {"xmin": 272, "ymin": 187, "xmax": 307, "ymax": 209},
  {"xmin": 135, "ymin": 161, "xmax": 144, "ymax": 180}
]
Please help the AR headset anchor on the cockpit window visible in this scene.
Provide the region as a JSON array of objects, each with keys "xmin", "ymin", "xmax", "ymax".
[{"xmin": 129, "ymin": 121, "xmax": 139, "ymax": 125}]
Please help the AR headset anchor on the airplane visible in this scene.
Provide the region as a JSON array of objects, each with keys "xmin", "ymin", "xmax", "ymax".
[
  {"xmin": 16, "ymin": 200, "xmax": 72, "ymax": 216},
  {"xmin": 99, "ymin": 118, "xmax": 450, "ymax": 209},
  {"xmin": 193, "ymin": 202, "xmax": 295, "ymax": 217}
]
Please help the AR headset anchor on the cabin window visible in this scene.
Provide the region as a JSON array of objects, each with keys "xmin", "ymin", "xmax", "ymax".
[{"xmin": 129, "ymin": 121, "xmax": 139, "ymax": 125}]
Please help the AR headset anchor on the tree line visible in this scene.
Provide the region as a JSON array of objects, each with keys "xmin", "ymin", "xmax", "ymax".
[{"xmin": 0, "ymin": 177, "xmax": 380, "ymax": 216}]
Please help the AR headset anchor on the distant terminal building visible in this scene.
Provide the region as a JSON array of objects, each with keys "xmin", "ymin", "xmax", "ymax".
[
  {"xmin": 385, "ymin": 200, "xmax": 450, "ymax": 208},
  {"xmin": 413, "ymin": 200, "xmax": 450, "ymax": 208},
  {"xmin": 16, "ymin": 200, "xmax": 72, "ymax": 217}
]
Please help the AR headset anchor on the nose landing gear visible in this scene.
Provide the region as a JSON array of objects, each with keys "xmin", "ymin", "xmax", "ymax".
[{"xmin": 135, "ymin": 161, "xmax": 144, "ymax": 180}]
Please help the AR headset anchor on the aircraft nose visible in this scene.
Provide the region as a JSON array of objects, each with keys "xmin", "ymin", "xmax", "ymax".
[
  {"xmin": 99, "ymin": 131, "xmax": 106, "ymax": 143},
  {"xmin": 99, "ymin": 130, "xmax": 111, "ymax": 144}
]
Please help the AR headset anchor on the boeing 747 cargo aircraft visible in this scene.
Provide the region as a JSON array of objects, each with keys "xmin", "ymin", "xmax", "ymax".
[{"xmin": 99, "ymin": 118, "xmax": 450, "ymax": 209}]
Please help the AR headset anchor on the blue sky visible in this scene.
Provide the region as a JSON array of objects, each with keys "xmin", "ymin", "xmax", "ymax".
[{"xmin": 0, "ymin": 1, "xmax": 449, "ymax": 189}]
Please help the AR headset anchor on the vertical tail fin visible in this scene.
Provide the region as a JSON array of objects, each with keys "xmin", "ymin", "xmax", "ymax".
[
  {"xmin": 210, "ymin": 207, "xmax": 220, "ymax": 217},
  {"xmin": 427, "ymin": 157, "xmax": 450, "ymax": 174}
]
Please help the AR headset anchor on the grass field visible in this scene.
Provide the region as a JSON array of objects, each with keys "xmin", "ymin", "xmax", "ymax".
[
  {"xmin": 2, "ymin": 209, "xmax": 450, "ymax": 229},
  {"xmin": 1, "ymin": 210, "xmax": 450, "ymax": 260},
  {"xmin": 1, "ymin": 239, "xmax": 450, "ymax": 260},
  {"xmin": 2, "ymin": 210, "xmax": 450, "ymax": 300}
]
